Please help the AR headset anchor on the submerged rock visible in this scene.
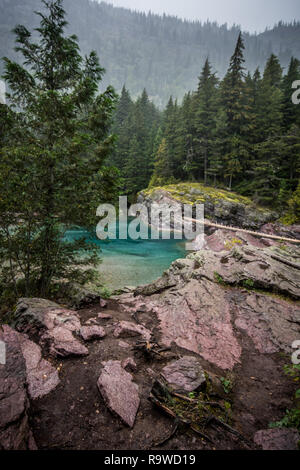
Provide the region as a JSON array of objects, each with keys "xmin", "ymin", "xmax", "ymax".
[
  {"xmin": 161, "ymin": 357, "xmax": 206, "ymax": 393},
  {"xmin": 97, "ymin": 360, "xmax": 140, "ymax": 428},
  {"xmin": 14, "ymin": 298, "xmax": 88, "ymax": 358},
  {"xmin": 254, "ymin": 428, "xmax": 300, "ymax": 450}
]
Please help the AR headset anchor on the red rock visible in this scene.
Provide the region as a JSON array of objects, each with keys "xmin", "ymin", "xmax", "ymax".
[
  {"xmin": 118, "ymin": 341, "xmax": 131, "ymax": 349},
  {"xmin": 45, "ymin": 326, "xmax": 88, "ymax": 357},
  {"xmin": 100, "ymin": 299, "xmax": 108, "ymax": 308},
  {"xmin": 161, "ymin": 356, "xmax": 206, "ymax": 393},
  {"xmin": 18, "ymin": 335, "xmax": 60, "ymax": 399},
  {"xmin": 121, "ymin": 357, "xmax": 137, "ymax": 372},
  {"xmin": 14, "ymin": 298, "xmax": 88, "ymax": 358},
  {"xmin": 118, "ymin": 237, "xmax": 300, "ymax": 371},
  {"xmin": 254, "ymin": 428, "xmax": 300, "ymax": 450},
  {"xmin": 97, "ymin": 360, "xmax": 140, "ymax": 428},
  {"xmin": 113, "ymin": 321, "xmax": 151, "ymax": 341},
  {"xmin": 80, "ymin": 326, "xmax": 106, "ymax": 341},
  {"xmin": 98, "ymin": 313, "xmax": 113, "ymax": 320},
  {"xmin": 0, "ymin": 325, "xmax": 59, "ymax": 449}
]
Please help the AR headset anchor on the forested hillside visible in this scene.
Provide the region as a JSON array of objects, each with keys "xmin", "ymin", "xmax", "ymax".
[
  {"xmin": 1, "ymin": 0, "xmax": 300, "ymax": 106},
  {"xmin": 112, "ymin": 36, "xmax": 300, "ymax": 222}
]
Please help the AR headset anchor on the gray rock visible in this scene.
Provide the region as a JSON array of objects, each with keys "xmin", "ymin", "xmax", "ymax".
[
  {"xmin": 254, "ymin": 428, "xmax": 300, "ymax": 450},
  {"xmin": 58, "ymin": 282, "xmax": 101, "ymax": 308},
  {"xmin": 161, "ymin": 356, "xmax": 206, "ymax": 393},
  {"xmin": 138, "ymin": 188, "xmax": 277, "ymax": 230},
  {"xmin": 97, "ymin": 360, "xmax": 140, "ymax": 427}
]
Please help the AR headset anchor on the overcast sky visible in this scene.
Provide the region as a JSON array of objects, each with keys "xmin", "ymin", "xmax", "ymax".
[{"xmin": 103, "ymin": 0, "xmax": 300, "ymax": 33}]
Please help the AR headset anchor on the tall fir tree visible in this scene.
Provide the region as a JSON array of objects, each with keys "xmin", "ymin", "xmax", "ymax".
[
  {"xmin": 193, "ymin": 58, "xmax": 218, "ymax": 183},
  {"xmin": 221, "ymin": 32, "xmax": 250, "ymax": 189},
  {"xmin": 0, "ymin": 0, "xmax": 119, "ymax": 298}
]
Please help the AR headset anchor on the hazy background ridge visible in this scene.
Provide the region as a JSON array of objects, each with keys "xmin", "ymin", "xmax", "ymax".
[{"xmin": 1, "ymin": 0, "xmax": 300, "ymax": 106}]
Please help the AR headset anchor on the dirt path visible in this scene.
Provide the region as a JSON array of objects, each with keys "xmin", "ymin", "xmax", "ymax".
[{"xmin": 29, "ymin": 299, "xmax": 296, "ymax": 451}]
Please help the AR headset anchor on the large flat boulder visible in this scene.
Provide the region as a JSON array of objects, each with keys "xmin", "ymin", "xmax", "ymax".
[
  {"xmin": 13, "ymin": 298, "xmax": 88, "ymax": 358},
  {"xmin": 97, "ymin": 360, "xmax": 140, "ymax": 428},
  {"xmin": 118, "ymin": 238, "xmax": 300, "ymax": 371}
]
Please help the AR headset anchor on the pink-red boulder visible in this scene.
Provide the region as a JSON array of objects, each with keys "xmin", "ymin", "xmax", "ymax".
[
  {"xmin": 161, "ymin": 356, "xmax": 206, "ymax": 393},
  {"xmin": 0, "ymin": 325, "xmax": 59, "ymax": 449},
  {"xmin": 97, "ymin": 360, "xmax": 140, "ymax": 428},
  {"xmin": 14, "ymin": 298, "xmax": 88, "ymax": 358},
  {"xmin": 80, "ymin": 325, "xmax": 106, "ymax": 341},
  {"xmin": 113, "ymin": 321, "xmax": 151, "ymax": 341}
]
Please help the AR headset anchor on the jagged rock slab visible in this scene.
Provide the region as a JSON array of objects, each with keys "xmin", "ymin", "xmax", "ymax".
[
  {"xmin": 0, "ymin": 325, "xmax": 59, "ymax": 449},
  {"xmin": 118, "ymin": 235, "xmax": 300, "ymax": 370},
  {"xmin": 189, "ymin": 245, "xmax": 300, "ymax": 300},
  {"xmin": 113, "ymin": 321, "xmax": 151, "ymax": 341},
  {"xmin": 18, "ymin": 335, "xmax": 60, "ymax": 400},
  {"xmin": 254, "ymin": 428, "xmax": 300, "ymax": 450},
  {"xmin": 45, "ymin": 326, "xmax": 88, "ymax": 357},
  {"xmin": 123, "ymin": 280, "xmax": 242, "ymax": 370},
  {"xmin": 80, "ymin": 326, "xmax": 106, "ymax": 341},
  {"xmin": 161, "ymin": 356, "xmax": 206, "ymax": 393},
  {"xmin": 97, "ymin": 360, "xmax": 140, "ymax": 428},
  {"xmin": 14, "ymin": 298, "xmax": 88, "ymax": 358}
]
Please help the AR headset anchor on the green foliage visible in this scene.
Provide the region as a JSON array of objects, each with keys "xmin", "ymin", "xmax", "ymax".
[
  {"xmin": 281, "ymin": 180, "xmax": 300, "ymax": 224},
  {"xmin": 214, "ymin": 272, "xmax": 226, "ymax": 286},
  {"xmin": 0, "ymin": 0, "xmax": 120, "ymax": 301},
  {"xmin": 110, "ymin": 32, "xmax": 300, "ymax": 210},
  {"xmin": 269, "ymin": 364, "xmax": 300, "ymax": 432},
  {"xmin": 220, "ymin": 377, "xmax": 233, "ymax": 394},
  {"xmin": 242, "ymin": 279, "xmax": 255, "ymax": 289},
  {"xmin": 1, "ymin": 1, "xmax": 299, "ymax": 108}
]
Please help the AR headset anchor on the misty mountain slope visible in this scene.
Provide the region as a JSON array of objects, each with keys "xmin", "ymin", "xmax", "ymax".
[{"xmin": 0, "ymin": 0, "xmax": 299, "ymax": 105}]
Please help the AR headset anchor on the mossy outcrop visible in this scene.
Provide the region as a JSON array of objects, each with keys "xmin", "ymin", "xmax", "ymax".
[{"xmin": 139, "ymin": 183, "xmax": 278, "ymax": 230}]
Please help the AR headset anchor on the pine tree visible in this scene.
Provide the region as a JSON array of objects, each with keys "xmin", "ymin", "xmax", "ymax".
[
  {"xmin": 221, "ymin": 32, "xmax": 250, "ymax": 189},
  {"xmin": 111, "ymin": 86, "xmax": 133, "ymax": 170},
  {"xmin": 282, "ymin": 57, "xmax": 300, "ymax": 130},
  {"xmin": 193, "ymin": 58, "xmax": 218, "ymax": 182},
  {"xmin": 149, "ymin": 138, "xmax": 175, "ymax": 187},
  {"xmin": 0, "ymin": 0, "xmax": 119, "ymax": 297}
]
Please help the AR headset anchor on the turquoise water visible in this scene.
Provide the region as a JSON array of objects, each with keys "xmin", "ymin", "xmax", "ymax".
[{"xmin": 65, "ymin": 221, "xmax": 186, "ymax": 290}]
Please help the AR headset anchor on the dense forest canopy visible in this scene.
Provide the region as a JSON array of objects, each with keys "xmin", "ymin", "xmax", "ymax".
[
  {"xmin": 1, "ymin": 0, "xmax": 300, "ymax": 106},
  {"xmin": 111, "ymin": 36, "xmax": 300, "ymax": 223}
]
